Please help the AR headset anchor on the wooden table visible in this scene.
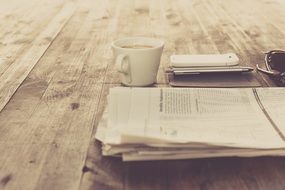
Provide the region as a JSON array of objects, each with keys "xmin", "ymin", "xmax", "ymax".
[{"xmin": 1, "ymin": 0, "xmax": 285, "ymax": 189}]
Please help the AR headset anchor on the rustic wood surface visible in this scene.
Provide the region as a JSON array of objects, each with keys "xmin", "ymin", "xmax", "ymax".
[{"xmin": 1, "ymin": 0, "xmax": 285, "ymax": 189}]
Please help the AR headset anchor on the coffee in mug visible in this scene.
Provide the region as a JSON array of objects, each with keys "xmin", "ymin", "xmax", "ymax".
[
  {"xmin": 112, "ymin": 37, "xmax": 164, "ymax": 86},
  {"xmin": 120, "ymin": 44, "xmax": 154, "ymax": 49}
]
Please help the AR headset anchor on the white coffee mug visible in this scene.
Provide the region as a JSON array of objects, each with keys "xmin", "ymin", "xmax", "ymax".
[{"xmin": 112, "ymin": 37, "xmax": 164, "ymax": 86}]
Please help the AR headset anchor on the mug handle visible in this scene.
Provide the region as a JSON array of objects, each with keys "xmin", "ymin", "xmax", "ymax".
[{"xmin": 115, "ymin": 54, "xmax": 132, "ymax": 83}]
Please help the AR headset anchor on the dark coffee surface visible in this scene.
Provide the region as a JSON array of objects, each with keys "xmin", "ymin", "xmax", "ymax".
[{"xmin": 121, "ymin": 44, "xmax": 154, "ymax": 49}]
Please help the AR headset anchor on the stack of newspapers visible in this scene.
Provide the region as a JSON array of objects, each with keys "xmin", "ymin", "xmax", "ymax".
[{"xmin": 95, "ymin": 87, "xmax": 285, "ymax": 161}]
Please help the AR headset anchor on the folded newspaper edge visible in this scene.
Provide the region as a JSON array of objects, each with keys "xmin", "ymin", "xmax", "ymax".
[{"xmin": 95, "ymin": 87, "xmax": 285, "ymax": 161}]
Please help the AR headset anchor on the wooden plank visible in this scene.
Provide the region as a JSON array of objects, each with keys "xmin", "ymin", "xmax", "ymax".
[
  {"xmin": 0, "ymin": 0, "xmax": 68, "ymax": 77},
  {"xmin": 0, "ymin": 3, "xmax": 87, "ymax": 136},
  {"xmin": 0, "ymin": 1, "xmax": 76, "ymax": 113},
  {"xmin": 0, "ymin": 1, "xmax": 113, "ymax": 190},
  {"xmin": 31, "ymin": 2, "xmax": 112, "ymax": 188},
  {"xmin": 0, "ymin": 1, "xmax": 85, "ymax": 190}
]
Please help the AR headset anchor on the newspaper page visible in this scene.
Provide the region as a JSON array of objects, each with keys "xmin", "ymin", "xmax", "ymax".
[
  {"xmin": 120, "ymin": 88, "xmax": 285, "ymax": 148},
  {"xmin": 102, "ymin": 87, "xmax": 132, "ymax": 144}
]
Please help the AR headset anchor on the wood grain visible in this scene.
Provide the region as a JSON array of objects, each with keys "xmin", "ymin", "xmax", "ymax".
[
  {"xmin": 0, "ymin": 1, "xmax": 76, "ymax": 112},
  {"xmin": 1, "ymin": 0, "xmax": 285, "ymax": 190}
]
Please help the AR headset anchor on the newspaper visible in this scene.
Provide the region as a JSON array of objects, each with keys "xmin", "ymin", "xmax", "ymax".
[{"xmin": 96, "ymin": 87, "xmax": 285, "ymax": 161}]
